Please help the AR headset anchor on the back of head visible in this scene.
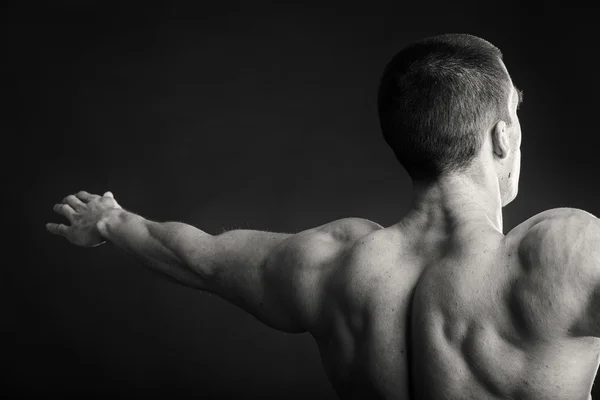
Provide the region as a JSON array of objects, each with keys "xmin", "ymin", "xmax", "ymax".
[{"xmin": 378, "ymin": 33, "xmax": 512, "ymax": 180}]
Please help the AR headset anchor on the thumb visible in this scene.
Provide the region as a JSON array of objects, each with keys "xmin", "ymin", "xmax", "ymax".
[{"xmin": 103, "ymin": 191, "xmax": 114, "ymax": 199}]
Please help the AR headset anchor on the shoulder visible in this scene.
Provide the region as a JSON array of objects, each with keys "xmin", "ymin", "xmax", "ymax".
[
  {"xmin": 265, "ymin": 218, "xmax": 384, "ymax": 334},
  {"xmin": 508, "ymin": 208, "xmax": 600, "ymax": 337},
  {"xmin": 272, "ymin": 218, "xmax": 384, "ymax": 265},
  {"xmin": 510, "ymin": 208, "xmax": 600, "ymax": 270}
]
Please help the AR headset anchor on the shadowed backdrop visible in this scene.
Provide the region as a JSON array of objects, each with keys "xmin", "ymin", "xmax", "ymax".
[{"xmin": 7, "ymin": 2, "xmax": 600, "ymax": 399}]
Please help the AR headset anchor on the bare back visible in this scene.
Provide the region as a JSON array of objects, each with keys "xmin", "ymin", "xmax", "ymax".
[{"xmin": 314, "ymin": 208, "xmax": 600, "ymax": 400}]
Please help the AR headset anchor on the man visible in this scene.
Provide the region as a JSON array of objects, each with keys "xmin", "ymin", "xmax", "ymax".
[{"xmin": 46, "ymin": 33, "xmax": 600, "ymax": 399}]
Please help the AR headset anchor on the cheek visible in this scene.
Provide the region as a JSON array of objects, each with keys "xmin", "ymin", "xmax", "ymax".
[
  {"xmin": 506, "ymin": 150, "xmax": 520, "ymax": 180},
  {"xmin": 513, "ymin": 150, "xmax": 521, "ymax": 180}
]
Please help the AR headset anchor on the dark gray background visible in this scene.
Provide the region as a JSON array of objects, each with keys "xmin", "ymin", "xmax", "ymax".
[{"xmin": 7, "ymin": 2, "xmax": 600, "ymax": 399}]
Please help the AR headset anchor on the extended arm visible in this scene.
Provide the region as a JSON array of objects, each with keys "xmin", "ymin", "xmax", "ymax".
[
  {"xmin": 97, "ymin": 207, "xmax": 302, "ymax": 330},
  {"xmin": 47, "ymin": 190, "xmax": 382, "ymax": 334}
]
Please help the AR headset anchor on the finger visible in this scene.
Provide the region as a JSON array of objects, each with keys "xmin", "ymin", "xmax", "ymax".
[
  {"xmin": 75, "ymin": 190, "xmax": 95, "ymax": 202},
  {"xmin": 53, "ymin": 203, "xmax": 75, "ymax": 221},
  {"xmin": 46, "ymin": 222, "xmax": 69, "ymax": 236},
  {"xmin": 63, "ymin": 194, "xmax": 85, "ymax": 210},
  {"xmin": 103, "ymin": 191, "xmax": 114, "ymax": 199}
]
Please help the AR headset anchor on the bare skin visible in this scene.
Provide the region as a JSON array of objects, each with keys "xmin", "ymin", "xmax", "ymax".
[{"xmin": 47, "ymin": 84, "xmax": 600, "ymax": 399}]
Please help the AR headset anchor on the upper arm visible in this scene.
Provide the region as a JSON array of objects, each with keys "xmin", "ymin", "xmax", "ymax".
[
  {"xmin": 182, "ymin": 218, "xmax": 383, "ymax": 334},
  {"xmin": 518, "ymin": 209, "xmax": 600, "ymax": 337}
]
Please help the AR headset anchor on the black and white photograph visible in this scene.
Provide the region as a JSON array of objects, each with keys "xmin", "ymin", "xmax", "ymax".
[{"xmin": 7, "ymin": 2, "xmax": 600, "ymax": 399}]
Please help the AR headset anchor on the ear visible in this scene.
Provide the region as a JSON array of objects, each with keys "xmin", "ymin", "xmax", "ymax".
[{"xmin": 491, "ymin": 120, "xmax": 510, "ymax": 159}]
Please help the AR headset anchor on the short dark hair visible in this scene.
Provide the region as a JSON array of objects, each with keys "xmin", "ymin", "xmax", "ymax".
[{"xmin": 377, "ymin": 33, "xmax": 513, "ymax": 179}]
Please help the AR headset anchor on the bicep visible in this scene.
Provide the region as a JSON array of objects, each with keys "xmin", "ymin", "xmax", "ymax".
[
  {"xmin": 206, "ymin": 228, "xmax": 343, "ymax": 333},
  {"xmin": 174, "ymin": 226, "xmax": 327, "ymax": 333},
  {"xmin": 182, "ymin": 229, "xmax": 300, "ymax": 330}
]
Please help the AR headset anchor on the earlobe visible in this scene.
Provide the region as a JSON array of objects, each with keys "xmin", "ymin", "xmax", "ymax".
[{"xmin": 492, "ymin": 120, "xmax": 510, "ymax": 159}]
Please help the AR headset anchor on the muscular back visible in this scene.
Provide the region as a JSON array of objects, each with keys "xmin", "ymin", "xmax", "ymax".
[{"xmin": 310, "ymin": 208, "xmax": 600, "ymax": 400}]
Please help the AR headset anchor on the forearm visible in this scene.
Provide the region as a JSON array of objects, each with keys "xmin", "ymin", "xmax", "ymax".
[{"xmin": 96, "ymin": 209, "xmax": 211, "ymax": 288}]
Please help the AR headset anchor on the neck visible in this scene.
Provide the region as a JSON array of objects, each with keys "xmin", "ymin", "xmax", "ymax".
[{"xmin": 403, "ymin": 167, "xmax": 504, "ymax": 236}]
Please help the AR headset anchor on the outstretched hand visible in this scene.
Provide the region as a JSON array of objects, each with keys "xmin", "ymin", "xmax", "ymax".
[{"xmin": 46, "ymin": 190, "xmax": 122, "ymax": 247}]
